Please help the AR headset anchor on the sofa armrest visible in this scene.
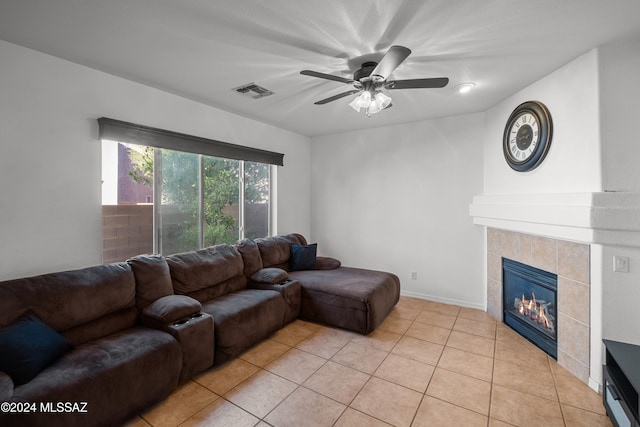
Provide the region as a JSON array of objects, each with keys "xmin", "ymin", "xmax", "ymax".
[
  {"xmin": 164, "ymin": 313, "xmax": 214, "ymax": 381},
  {"xmin": 249, "ymin": 268, "xmax": 289, "ymax": 284},
  {"xmin": 0, "ymin": 371, "xmax": 13, "ymax": 402},
  {"xmin": 141, "ymin": 295, "xmax": 202, "ymax": 329},
  {"xmin": 248, "ymin": 279, "xmax": 301, "ymax": 324},
  {"xmin": 315, "ymin": 256, "xmax": 341, "ymax": 270}
]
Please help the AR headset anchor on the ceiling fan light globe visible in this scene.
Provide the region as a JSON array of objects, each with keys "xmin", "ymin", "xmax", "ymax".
[
  {"xmin": 375, "ymin": 92, "xmax": 392, "ymax": 109},
  {"xmin": 348, "ymin": 97, "xmax": 362, "ymax": 112},
  {"xmin": 359, "ymin": 91, "xmax": 372, "ymax": 108},
  {"xmin": 368, "ymin": 99, "xmax": 383, "ymax": 115}
]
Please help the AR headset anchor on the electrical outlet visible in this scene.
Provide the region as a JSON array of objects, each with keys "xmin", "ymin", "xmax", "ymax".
[
  {"xmin": 613, "ymin": 256, "xmax": 629, "ymax": 273},
  {"xmin": 410, "ymin": 272, "xmax": 417, "ymax": 280}
]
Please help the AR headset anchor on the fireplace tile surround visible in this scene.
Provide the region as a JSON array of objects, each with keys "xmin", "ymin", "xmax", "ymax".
[{"xmin": 487, "ymin": 228, "xmax": 591, "ymax": 384}]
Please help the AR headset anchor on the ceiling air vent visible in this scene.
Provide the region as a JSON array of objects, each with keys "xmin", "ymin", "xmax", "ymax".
[{"xmin": 232, "ymin": 82, "xmax": 274, "ymax": 99}]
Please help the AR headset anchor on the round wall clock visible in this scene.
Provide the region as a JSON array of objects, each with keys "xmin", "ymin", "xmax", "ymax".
[{"xmin": 502, "ymin": 101, "xmax": 553, "ymax": 172}]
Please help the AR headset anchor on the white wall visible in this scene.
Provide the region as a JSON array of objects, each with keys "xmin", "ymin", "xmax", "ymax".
[
  {"xmin": 311, "ymin": 114, "xmax": 486, "ymax": 308},
  {"xmin": 600, "ymin": 245, "xmax": 640, "ymax": 345},
  {"xmin": 600, "ymin": 36, "xmax": 640, "ymax": 192},
  {"xmin": 0, "ymin": 40, "xmax": 311, "ymax": 281},
  {"xmin": 483, "ymin": 49, "xmax": 602, "ymax": 195},
  {"xmin": 598, "ymin": 36, "xmax": 640, "ymax": 347}
]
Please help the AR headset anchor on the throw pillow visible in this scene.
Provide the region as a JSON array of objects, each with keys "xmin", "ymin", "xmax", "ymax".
[
  {"xmin": 290, "ymin": 243, "xmax": 317, "ymax": 271},
  {"xmin": 0, "ymin": 312, "xmax": 72, "ymax": 385}
]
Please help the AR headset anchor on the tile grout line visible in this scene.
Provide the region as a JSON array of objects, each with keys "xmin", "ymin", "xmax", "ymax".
[
  {"xmin": 487, "ymin": 318, "xmax": 498, "ymax": 427},
  {"xmin": 548, "ymin": 354, "xmax": 569, "ymax": 426}
]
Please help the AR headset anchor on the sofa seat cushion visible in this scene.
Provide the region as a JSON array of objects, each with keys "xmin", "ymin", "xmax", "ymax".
[
  {"xmin": 201, "ymin": 289, "xmax": 285, "ymax": 365},
  {"xmin": 5, "ymin": 327, "xmax": 181, "ymax": 427},
  {"xmin": 289, "ymin": 267, "xmax": 400, "ymax": 334},
  {"xmin": 0, "ymin": 372, "xmax": 13, "ymax": 402}
]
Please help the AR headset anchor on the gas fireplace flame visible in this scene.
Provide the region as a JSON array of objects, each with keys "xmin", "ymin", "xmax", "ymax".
[
  {"xmin": 539, "ymin": 305, "xmax": 550, "ymax": 329},
  {"xmin": 515, "ymin": 292, "xmax": 554, "ymax": 332}
]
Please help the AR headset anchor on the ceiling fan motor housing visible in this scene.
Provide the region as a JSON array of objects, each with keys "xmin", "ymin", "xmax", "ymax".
[{"xmin": 353, "ymin": 62, "xmax": 378, "ymax": 81}]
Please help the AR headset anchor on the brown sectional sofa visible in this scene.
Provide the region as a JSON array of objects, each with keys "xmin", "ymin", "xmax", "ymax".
[{"xmin": 0, "ymin": 233, "xmax": 400, "ymax": 427}]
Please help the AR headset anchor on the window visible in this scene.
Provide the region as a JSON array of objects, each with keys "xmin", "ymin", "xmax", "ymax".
[{"xmin": 99, "ymin": 118, "xmax": 281, "ymax": 262}]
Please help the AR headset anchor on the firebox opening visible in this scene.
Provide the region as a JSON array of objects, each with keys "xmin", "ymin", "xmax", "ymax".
[{"xmin": 502, "ymin": 258, "xmax": 558, "ymax": 359}]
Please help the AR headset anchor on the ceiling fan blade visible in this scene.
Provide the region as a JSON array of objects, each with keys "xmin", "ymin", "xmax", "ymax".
[
  {"xmin": 386, "ymin": 77, "xmax": 449, "ymax": 89},
  {"xmin": 314, "ymin": 90, "xmax": 361, "ymax": 105},
  {"xmin": 301, "ymin": 70, "xmax": 354, "ymax": 84},
  {"xmin": 370, "ymin": 45, "xmax": 411, "ymax": 80}
]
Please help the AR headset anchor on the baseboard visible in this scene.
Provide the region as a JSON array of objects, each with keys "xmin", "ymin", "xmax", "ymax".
[{"xmin": 400, "ymin": 290, "xmax": 486, "ymax": 311}]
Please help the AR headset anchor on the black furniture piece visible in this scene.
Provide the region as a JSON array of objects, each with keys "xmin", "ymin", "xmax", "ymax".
[{"xmin": 603, "ymin": 339, "xmax": 640, "ymax": 427}]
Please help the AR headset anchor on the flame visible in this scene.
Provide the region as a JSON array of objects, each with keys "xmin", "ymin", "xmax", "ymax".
[
  {"xmin": 515, "ymin": 292, "xmax": 553, "ymax": 331},
  {"xmin": 532, "ymin": 292, "xmax": 536, "ymax": 307},
  {"xmin": 539, "ymin": 305, "xmax": 550, "ymax": 329}
]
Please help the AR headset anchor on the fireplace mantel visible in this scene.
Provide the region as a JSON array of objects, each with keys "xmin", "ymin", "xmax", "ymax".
[{"xmin": 470, "ymin": 192, "xmax": 640, "ymax": 247}]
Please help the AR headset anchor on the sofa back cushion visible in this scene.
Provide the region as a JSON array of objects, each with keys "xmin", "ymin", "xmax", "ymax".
[
  {"xmin": 255, "ymin": 233, "xmax": 308, "ymax": 270},
  {"xmin": 0, "ymin": 263, "xmax": 137, "ymax": 347},
  {"xmin": 236, "ymin": 238, "xmax": 263, "ymax": 277},
  {"xmin": 128, "ymin": 254, "xmax": 174, "ymax": 310},
  {"xmin": 166, "ymin": 244, "xmax": 246, "ymax": 302}
]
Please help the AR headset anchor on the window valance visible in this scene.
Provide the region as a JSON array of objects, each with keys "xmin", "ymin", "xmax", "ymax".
[{"xmin": 97, "ymin": 117, "xmax": 284, "ymax": 166}]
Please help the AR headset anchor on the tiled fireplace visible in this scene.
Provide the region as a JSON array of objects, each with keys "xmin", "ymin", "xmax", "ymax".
[{"xmin": 487, "ymin": 228, "xmax": 590, "ymax": 384}]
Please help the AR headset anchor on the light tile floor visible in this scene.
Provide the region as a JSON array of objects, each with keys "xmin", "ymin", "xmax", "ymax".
[{"xmin": 126, "ymin": 296, "xmax": 612, "ymax": 427}]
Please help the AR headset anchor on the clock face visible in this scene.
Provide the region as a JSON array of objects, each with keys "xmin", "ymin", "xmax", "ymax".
[
  {"xmin": 503, "ymin": 101, "xmax": 553, "ymax": 172},
  {"xmin": 507, "ymin": 113, "xmax": 539, "ymax": 162}
]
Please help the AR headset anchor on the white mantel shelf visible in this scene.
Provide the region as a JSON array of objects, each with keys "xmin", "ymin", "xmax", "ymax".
[{"xmin": 470, "ymin": 192, "xmax": 640, "ymax": 247}]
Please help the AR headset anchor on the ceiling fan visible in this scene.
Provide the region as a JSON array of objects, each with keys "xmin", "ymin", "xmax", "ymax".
[{"xmin": 300, "ymin": 45, "xmax": 449, "ymax": 116}]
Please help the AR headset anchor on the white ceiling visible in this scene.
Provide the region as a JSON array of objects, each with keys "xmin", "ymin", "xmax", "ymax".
[{"xmin": 1, "ymin": 0, "xmax": 640, "ymax": 137}]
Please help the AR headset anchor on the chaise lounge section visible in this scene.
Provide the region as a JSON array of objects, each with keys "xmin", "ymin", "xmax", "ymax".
[{"xmin": 251, "ymin": 233, "xmax": 401, "ymax": 334}]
